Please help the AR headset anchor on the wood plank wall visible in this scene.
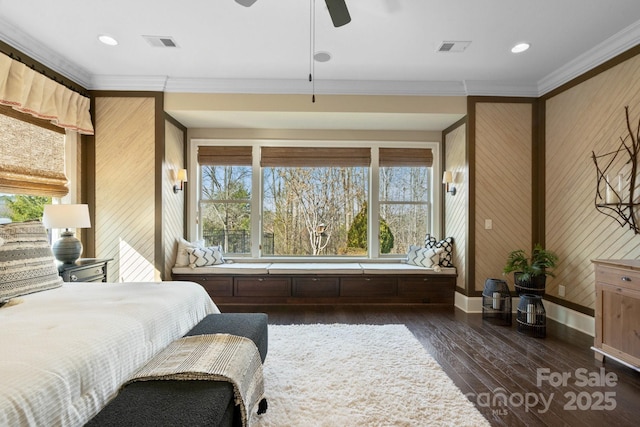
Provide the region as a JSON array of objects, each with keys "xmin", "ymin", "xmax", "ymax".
[
  {"xmin": 163, "ymin": 121, "xmax": 185, "ymax": 279},
  {"xmin": 545, "ymin": 53, "xmax": 640, "ymax": 310},
  {"xmin": 474, "ymin": 102, "xmax": 533, "ymax": 292},
  {"xmin": 444, "ymin": 121, "xmax": 467, "ymax": 292},
  {"xmin": 95, "ymin": 97, "xmax": 156, "ymax": 282}
]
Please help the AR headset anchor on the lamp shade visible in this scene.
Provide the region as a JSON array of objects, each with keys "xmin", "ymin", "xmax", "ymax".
[
  {"xmin": 176, "ymin": 169, "xmax": 188, "ymax": 182},
  {"xmin": 442, "ymin": 171, "xmax": 454, "ymax": 184},
  {"xmin": 43, "ymin": 204, "xmax": 91, "ymax": 229}
]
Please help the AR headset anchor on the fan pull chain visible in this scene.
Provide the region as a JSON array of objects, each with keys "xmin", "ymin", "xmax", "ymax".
[{"xmin": 310, "ymin": 0, "xmax": 316, "ymax": 103}]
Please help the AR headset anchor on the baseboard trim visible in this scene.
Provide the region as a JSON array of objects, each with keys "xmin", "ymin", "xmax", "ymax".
[{"xmin": 454, "ymin": 292, "xmax": 595, "ymax": 337}]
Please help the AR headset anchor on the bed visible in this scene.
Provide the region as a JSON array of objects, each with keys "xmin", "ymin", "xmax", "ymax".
[{"xmin": 0, "ymin": 281, "xmax": 219, "ymax": 426}]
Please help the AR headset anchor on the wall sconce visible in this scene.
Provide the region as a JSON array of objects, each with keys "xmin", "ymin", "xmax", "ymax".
[
  {"xmin": 443, "ymin": 171, "xmax": 457, "ymax": 196},
  {"xmin": 173, "ymin": 169, "xmax": 188, "ymax": 193}
]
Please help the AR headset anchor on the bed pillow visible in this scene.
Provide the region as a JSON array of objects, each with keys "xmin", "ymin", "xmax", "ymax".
[
  {"xmin": 0, "ymin": 220, "xmax": 63, "ymax": 301},
  {"xmin": 187, "ymin": 246, "xmax": 225, "ymax": 268},
  {"xmin": 406, "ymin": 245, "xmax": 443, "ymax": 268},
  {"xmin": 424, "ymin": 234, "xmax": 454, "ymax": 267},
  {"xmin": 175, "ymin": 237, "xmax": 205, "ymax": 267}
]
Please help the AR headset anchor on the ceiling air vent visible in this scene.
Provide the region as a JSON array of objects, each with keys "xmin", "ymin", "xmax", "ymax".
[
  {"xmin": 437, "ymin": 41, "xmax": 471, "ymax": 53},
  {"xmin": 143, "ymin": 35, "xmax": 179, "ymax": 48}
]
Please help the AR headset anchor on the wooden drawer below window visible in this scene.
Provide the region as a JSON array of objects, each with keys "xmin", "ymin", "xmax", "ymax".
[
  {"xmin": 340, "ymin": 277, "xmax": 397, "ymax": 297},
  {"xmin": 292, "ymin": 277, "xmax": 340, "ymax": 297},
  {"xmin": 234, "ymin": 277, "xmax": 291, "ymax": 297}
]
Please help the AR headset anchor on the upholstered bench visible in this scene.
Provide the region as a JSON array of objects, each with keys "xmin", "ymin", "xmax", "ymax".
[{"xmin": 86, "ymin": 313, "xmax": 268, "ymax": 427}]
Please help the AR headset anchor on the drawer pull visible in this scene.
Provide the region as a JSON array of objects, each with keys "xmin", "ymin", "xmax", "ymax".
[
  {"xmin": 621, "ymin": 276, "xmax": 632, "ymax": 282},
  {"xmin": 312, "ymin": 278, "xmax": 318, "ymax": 281},
  {"xmin": 258, "ymin": 278, "xmax": 264, "ymax": 282}
]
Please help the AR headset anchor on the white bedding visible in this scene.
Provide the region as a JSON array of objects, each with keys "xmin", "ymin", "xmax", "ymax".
[{"xmin": 0, "ymin": 281, "xmax": 219, "ymax": 427}]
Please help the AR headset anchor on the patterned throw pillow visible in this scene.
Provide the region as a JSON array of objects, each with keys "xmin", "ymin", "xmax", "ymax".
[
  {"xmin": 187, "ymin": 246, "xmax": 225, "ymax": 268},
  {"xmin": 425, "ymin": 234, "xmax": 454, "ymax": 267},
  {"xmin": 0, "ymin": 220, "xmax": 63, "ymax": 301},
  {"xmin": 175, "ymin": 238, "xmax": 205, "ymax": 267},
  {"xmin": 406, "ymin": 245, "xmax": 443, "ymax": 268}
]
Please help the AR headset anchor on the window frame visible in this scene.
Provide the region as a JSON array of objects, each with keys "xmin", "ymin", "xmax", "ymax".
[{"xmin": 188, "ymin": 139, "xmax": 442, "ymax": 261}]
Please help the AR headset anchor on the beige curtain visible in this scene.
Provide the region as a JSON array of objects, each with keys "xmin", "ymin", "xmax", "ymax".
[{"xmin": 0, "ymin": 52, "xmax": 94, "ymax": 135}]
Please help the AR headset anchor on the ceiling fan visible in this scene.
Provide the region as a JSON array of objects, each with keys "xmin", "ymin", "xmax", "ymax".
[{"xmin": 235, "ymin": 0, "xmax": 351, "ymax": 27}]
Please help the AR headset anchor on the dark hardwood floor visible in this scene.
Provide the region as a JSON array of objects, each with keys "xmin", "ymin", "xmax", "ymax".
[{"xmin": 221, "ymin": 304, "xmax": 640, "ymax": 427}]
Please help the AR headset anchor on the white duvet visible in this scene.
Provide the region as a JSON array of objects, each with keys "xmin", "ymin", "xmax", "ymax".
[{"xmin": 0, "ymin": 281, "xmax": 219, "ymax": 426}]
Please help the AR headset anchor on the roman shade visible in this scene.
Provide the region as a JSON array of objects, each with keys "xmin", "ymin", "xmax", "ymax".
[
  {"xmin": 261, "ymin": 147, "xmax": 371, "ymax": 167},
  {"xmin": 0, "ymin": 52, "xmax": 94, "ymax": 135},
  {"xmin": 198, "ymin": 146, "xmax": 252, "ymax": 166},
  {"xmin": 0, "ymin": 113, "xmax": 68, "ymax": 197},
  {"xmin": 379, "ymin": 148, "xmax": 433, "ymax": 167}
]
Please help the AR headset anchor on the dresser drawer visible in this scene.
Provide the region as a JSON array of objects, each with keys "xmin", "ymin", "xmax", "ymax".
[
  {"xmin": 63, "ymin": 264, "xmax": 106, "ymax": 282},
  {"xmin": 595, "ymin": 265, "xmax": 640, "ymax": 291}
]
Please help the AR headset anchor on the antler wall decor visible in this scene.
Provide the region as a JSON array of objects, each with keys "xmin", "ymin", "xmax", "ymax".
[{"xmin": 592, "ymin": 106, "xmax": 640, "ymax": 234}]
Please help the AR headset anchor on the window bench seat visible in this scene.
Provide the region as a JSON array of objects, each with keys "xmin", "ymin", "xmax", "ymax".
[{"xmin": 171, "ymin": 263, "xmax": 457, "ymax": 306}]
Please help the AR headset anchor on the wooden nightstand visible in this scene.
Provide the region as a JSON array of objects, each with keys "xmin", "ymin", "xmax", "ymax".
[{"xmin": 58, "ymin": 258, "xmax": 111, "ymax": 283}]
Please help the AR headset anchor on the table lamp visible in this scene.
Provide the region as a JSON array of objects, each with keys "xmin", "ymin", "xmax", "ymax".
[{"xmin": 42, "ymin": 204, "xmax": 91, "ymax": 264}]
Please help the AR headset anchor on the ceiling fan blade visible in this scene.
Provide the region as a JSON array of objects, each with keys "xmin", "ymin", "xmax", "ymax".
[
  {"xmin": 325, "ymin": 0, "xmax": 351, "ymax": 27},
  {"xmin": 235, "ymin": 0, "xmax": 257, "ymax": 7}
]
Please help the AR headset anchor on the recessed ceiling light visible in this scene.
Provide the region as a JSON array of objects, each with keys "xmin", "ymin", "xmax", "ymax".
[
  {"xmin": 511, "ymin": 42, "xmax": 530, "ymax": 53},
  {"xmin": 98, "ymin": 35, "xmax": 118, "ymax": 46},
  {"xmin": 314, "ymin": 52, "xmax": 332, "ymax": 63}
]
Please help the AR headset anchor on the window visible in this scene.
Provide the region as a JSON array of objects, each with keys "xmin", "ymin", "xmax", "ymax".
[
  {"xmin": 0, "ymin": 107, "xmax": 68, "ymax": 225},
  {"xmin": 193, "ymin": 142, "xmax": 438, "ymax": 259},
  {"xmin": 378, "ymin": 148, "xmax": 433, "ymax": 255},
  {"xmin": 262, "ymin": 147, "xmax": 370, "ymax": 256},
  {"xmin": 198, "ymin": 146, "xmax": 252, "ymax": 255}
]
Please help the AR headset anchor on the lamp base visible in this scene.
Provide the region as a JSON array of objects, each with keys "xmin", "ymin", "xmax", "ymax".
[{"xmin": 52, "ymin": 230, "xmax": 83, "ymax": 264}]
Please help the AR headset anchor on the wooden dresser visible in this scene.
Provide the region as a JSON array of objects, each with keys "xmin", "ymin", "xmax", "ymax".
[{"xmin": 592, "ymin": 259, "xmax": 640, "ymax": 371}]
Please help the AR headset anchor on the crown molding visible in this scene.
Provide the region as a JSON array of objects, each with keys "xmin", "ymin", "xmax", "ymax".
[
  {"xmin": 0, "ymin": 17, "xmax": 92, "ymax": 88},
  {"xmin": 89, "ymin": 75, "xmax": 169, "ymax": 92},
  {"xmin": 463, "ymin": 80, "xmax": 540, "ymax": 97},
  {"xmin": 2, "ymin": 14, "xmax": 638, "ymax": 98},
  {"xmin": 537, "ymin": 20, "xmax": 640, "ymax": 95}
]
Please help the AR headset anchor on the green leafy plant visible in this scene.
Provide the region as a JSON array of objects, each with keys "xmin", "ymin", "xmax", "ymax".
[{"xmin": 503, "ymin": 244, "xmax": 558, "ymax": 284}]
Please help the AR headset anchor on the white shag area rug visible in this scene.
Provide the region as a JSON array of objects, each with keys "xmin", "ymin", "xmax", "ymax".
[{"xmin": 254, "ymin": 324, "xmax": 489, "ymax": 427}]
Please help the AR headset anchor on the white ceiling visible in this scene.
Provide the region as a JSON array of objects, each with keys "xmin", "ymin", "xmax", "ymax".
[{"xmin": 1, "ymin": 0, "xmax": 640, "ymax": 131}]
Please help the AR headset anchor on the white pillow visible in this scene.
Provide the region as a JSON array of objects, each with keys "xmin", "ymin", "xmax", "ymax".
[
  {"xmin": 187, "ymin": 246, "xmax": 225, "ymax": 268},
  {"xmin": 175, "ymin": 238, "xmax": 205, "ymax": 267},
  {"xmin": 406, "ymin": 245, "xmax": 443, "ymax": 268}
]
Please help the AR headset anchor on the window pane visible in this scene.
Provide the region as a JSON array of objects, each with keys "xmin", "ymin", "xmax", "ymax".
[
  {"xmin": 263, "ymin": 167, "xmax": 368, "ymax": 256},
  {"xmin": 379, "ymin": 203, "xmax": 430, "ymax": 255},
  {"xmin": 379, "ymin": 167, "xmax": 429, "ymax": 202},
  {"xmin": 379, "ymin": 166, "xmax": 431, "ymax": 255},
  {"xmin": 199, "ymin": 165, "xmax": 252, "ymax": 254},
  {"xmin": 0, "ymin": 194, "xmax": 51, "ymax": 223},
  {"xmin": 200, "ymin": 202, "xmax": 251, "ymax": 253}
]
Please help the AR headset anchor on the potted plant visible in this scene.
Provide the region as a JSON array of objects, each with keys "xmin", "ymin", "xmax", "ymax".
[{"xmin": 503, "ymin": 244, "xmax": 558, "ymax": 295}]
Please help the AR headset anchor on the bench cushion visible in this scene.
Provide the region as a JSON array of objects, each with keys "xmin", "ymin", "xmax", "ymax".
[{"xmin": 185, "ymin": 313, "xmax": 268, "ymax": 363}]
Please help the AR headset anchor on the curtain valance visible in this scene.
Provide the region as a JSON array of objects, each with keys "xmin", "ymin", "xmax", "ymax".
[
  {"xmin": 379, "ymin": 148, "xmax": 433, "ymax": 167},
  {"xmin": 261, "ymin": 147, "xmax": 371, "ymax": 167},
  {"xmin": 0, "ymin": 52, "xmax": 94, "ymax": 135}
]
